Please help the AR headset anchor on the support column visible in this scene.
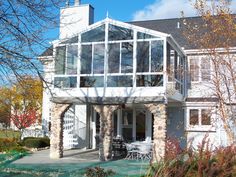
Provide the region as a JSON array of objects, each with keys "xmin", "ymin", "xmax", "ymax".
[
  {"xmin": 93, "ymin": 105, "xmax": 119, "ymax": 161},
  {"xmin": 50, "ymin": 103, "xmax": 71, "ymax": 159},
  {"xmin": 145, "ymin": 103, "xmax": 167, "ymax": 162}
]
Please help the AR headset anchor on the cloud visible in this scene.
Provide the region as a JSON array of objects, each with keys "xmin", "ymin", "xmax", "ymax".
[{"xmin": 132, "ymin": 0, "xmax": 236, "ymax": 21}]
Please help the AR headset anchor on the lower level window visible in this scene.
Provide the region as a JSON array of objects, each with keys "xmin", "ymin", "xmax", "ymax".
[
  {"xmin": 189, "ymin": 108, "xmax": 211, "ymax": 126},
  {"xmin": 54, "ymin": 77, "xmax": 77, "ymax": 88}
]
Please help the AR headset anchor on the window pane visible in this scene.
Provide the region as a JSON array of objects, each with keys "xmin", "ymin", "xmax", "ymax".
[
  {"xmin": 121, "ymin": 42, "xmax": 133, "ymax": 73},
  {"xmin": 55, "ymin": 46, "xmax": 66, "ymax": 74},
  {"xmin": 108, "ymin": 43, "xmax": 120, "ymax": 73},
  {"xmin": 80, "ymin": 76, "xmax": 104, "ymax": 87},
  {"xmin": 81, "ymin": 25, "xmax": 105, "ymax": 42},
  {"xmin": 137, "ymin": 42, "xmax": 149, "ymax": 72},
  {"xmin": 190, "ymin": 109, "xmax": 199, "ymax": 125},
  {"xmin": 201, "ymin": 109, "xmax": 211, "ymax": 125},
  {"xmin": 93, "ymin": 44, "xmax": 105, "ymax": 74},
  {"xmin": 122, "ymin": 110, "xmax": 133, "ymax": 125},
  {"xmin": 109, "ymin": 24, "xmax": 133, "ymax": 41},
  {"xmin": 136, "ymin": 75, "xmax": 163, "ymax": 87},
  {"xmin": 81, "ymin": 45, "xmax": 92, "ymax": 74},
  {"xmin": 107, "ymin": 76, "xmax": 133, "ymax": 87},
  {"xmin": 137, "ymin": 32, "xmax": 158, "ymax": 39},
  {"xmin": 67, "ymin": 45, "xmax": 78, "ymax": 74},
  {"xmin": 60, "ymin": 36, "xmax": 78, "ymax": 44},
  {"xmin": 190, "ymin": 59, "xmax": 199, "ymax": 81},
  {"xmin": 201, "ymin": 58, "xmax": 211, "ymax": 81},
  {"xmin": 151, "ymin": 41, "xmax": 163, "ymax": 72},
  {"xmin": 54, "ymin": 77, "xmax": 77, "ymax": 88}
]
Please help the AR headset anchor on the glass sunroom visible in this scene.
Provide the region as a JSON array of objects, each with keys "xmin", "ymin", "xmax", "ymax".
[{"xmin": 52, "ymin": 18, "xmax": 186, "ymax": 102}]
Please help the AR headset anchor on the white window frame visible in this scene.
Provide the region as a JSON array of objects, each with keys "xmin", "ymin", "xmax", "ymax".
[{"xmin": 186, "ymin": 106, "xmax": 216, "ymax": 132}]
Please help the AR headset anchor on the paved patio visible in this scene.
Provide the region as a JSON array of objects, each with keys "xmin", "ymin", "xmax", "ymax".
[
  {"xmin": 6, "ymin": 149, "xmax": 149, "ymax": 176},
  {"xmin": 13, "ymin": 149, "xmax": 100, "ymax": 164}
]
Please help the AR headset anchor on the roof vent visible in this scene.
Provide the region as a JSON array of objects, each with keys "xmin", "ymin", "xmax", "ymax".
[{"xmin": 74, "ymin": 0, "xmax": 81, "ymax": 6}]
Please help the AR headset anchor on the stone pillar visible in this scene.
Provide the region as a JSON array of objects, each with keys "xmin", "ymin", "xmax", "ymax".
[
  {"xmin": 50, "ymin": 103, "xmax": 71, "ymax": 159},
  {"xmin": 94, "ymin": 105, "xmax": 119, "ymax": 161},
  {"xmin": 145, "ymin": 103, "xmax": 167, "ymax": 162}
]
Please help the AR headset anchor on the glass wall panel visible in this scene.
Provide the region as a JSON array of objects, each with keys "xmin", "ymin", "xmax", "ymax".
[
  {"xmin": 136, "ymin": 75, "xmax": 163, "ymax": 87},
  {"xmin": 60, "ymin": 36, "xmax": 78, "ymax": 44},
  {"xmin": 108, "ymin": 24, "xmax": 133, "ymax": 41},
  {"xmin": 67, "ymin": 45, "xmax": 78, "ymax": 74},
  {"xmin": 93, "ymin": 44, "xmax": 105, "ymax": 74},
  {"xmin": 108, "ymin": 43, "xmax": 120, "ymax": 73},
  {"xmin": 81, "ymin": 45, "xmax": 92, "ymax": 74},
  {"xmin": 107, "ymin": 76, "xmax": 133, "ymax": 87},
  {"xmin": 54, "ymin": 77, "xmax": 77, "ymax": 88},
  {"xmin": 80, "ymin": 76, "xmax": 104, "ymax": 87},
  {"xmin": 81, "ymin": 25, "xmax": 105, "ymax": 42},
  {"xmin": 121, "ymin": 42, "xmax": 133, "ymax": 73},
  {"xmin": 137, "ymin": 41, "xmax": 149, "ymax": 72},
  {"xmin": 55, "ymin": 46, "xmax": 66, "ymax": 74},
  {"xmin": 151, "ymin": 41, "xmax": 163, "ymax": 72},
  {"xmin": 137, "ymin": 32, "xmax": 157, "ymax": 39}
]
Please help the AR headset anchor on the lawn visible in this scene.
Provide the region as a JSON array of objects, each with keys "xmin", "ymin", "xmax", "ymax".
[{"xmin": 0, "ymin": 129, "xmax": 20, "ymax": 139}]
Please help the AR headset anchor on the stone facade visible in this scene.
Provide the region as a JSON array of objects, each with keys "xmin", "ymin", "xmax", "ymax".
[
  {"xmin": 50, "ymin": 103, "xmax": 71, "ymax": 159},
  {"xmin": 94, "ymin": 105, "xmax": 119, "ymax": 161},
  {"xmin": 145, "ymin": 103, "xmax": 167, "ymax": 162}
]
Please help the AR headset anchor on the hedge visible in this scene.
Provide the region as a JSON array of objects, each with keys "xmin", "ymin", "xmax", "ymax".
[{"xmin": 23, "ymin": 137, "xmax": 50, "ymax": 148}]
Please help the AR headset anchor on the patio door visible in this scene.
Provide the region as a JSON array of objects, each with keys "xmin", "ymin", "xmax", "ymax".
[
  {"xmin": 136, "ymin": 109, "xmax": 146, "ymax": 141},
  {"xmin": 121, "ymin": 109, "xmax": 133, "ymax": 142}
]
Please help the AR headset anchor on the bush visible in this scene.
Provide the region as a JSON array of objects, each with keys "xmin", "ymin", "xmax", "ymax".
[
  {"xmin": 85, "ymin": 166, "xmax": 115, "ymax": 177},
  {"xmin": 146, "ymin": 138, "xmax": 236, "ymax": 177},
  {"xmin": 0, "ymin": 138, "xmax": 18, "ymax": 152},
  {"xmin": 23, "ymin": 137, "xmax": 50, "ymax": 148}
]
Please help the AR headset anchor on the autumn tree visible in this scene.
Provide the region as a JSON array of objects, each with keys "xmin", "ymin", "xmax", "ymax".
[
  {"xmin": 10, "ymin": 76, "xmax": 43, "ymax": 135},
  {"xmin": 183, "ymin": 0, "xmax": 236, "ymax": 143},
  {"xmin": 0, "ymin": 87, "xmax": 12, "ymax": 128}
]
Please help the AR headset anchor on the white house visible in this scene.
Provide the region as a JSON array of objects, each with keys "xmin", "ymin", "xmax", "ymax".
[{"xmin": 39, "ymin": 1, "xmax": 236, "ymax": 161}]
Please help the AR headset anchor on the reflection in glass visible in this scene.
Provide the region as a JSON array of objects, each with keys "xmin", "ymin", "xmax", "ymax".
[
  {"xmin": 107, "ymin": 76, "xmax": 133, "ymax": 87},
  {"xmin": 81, "ymin": 45, "xmax": 92, "ymax": 74},
  {"xmin": 54, "ymin": 77, "xmax": 77, "ymax": 88},
  {"xmin": 80, "ymin": 76, "xmax": 104, "ymax": 87},
  {"xmin": 93, "ymin": 44, "xmax": 105, "ymax": 74},
  {"xmin": 136, "ymin": 75, "xmax": 163, "ymax": 87},
  {"xmin": 151, "ymin": 41, "xmax": 163, "ymax": 72},
  {"xmin": 60, "ymin": 36, "xmax": 78, "ymax": 44},
  {"xmin": 81, "ymin": 25, "xmax": 105, "ymax": 42},
  {"xmin": 137, "ymin": 32, "xmax": 157, "ymax": 39},
  {"xmin": 108, "ymin": 43, "xmax": 120, "ymax": 73},
  {"xmin": 137, "ymin": 41, "xmax": 149, "ymax": 72},
  {"xmin": 121, "ymin": 42, "xmax": 133, "ymax": 73},
  {"xmin": 109, "ymin": 24, "xmax": 133, "ymax": 41},
  {"xmin": 201, "ymin": 109, "xmax": 211, "ymax": 125},
  {"xmin": 190, "ymin": 109, "xmax": 199, "ymax": 125},
  {"xmin": 55, "ymin": 46, "xmax": 66, "ymax": 74},
  {"xmin": 67, "ymin": 45, "xmax": 78, "ymax": 74}
]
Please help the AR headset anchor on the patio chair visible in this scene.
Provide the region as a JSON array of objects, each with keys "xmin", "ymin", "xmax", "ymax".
[
  {"xmin": 137, "ymin": 144, "xmax": 152, "ymax": 161},
  {"xmin": 124, "ymin": 143, "xmax": 138, "ymax": 160}
]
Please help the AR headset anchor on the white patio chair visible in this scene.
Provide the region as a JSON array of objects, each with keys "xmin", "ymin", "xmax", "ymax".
[
  {"xmin": 137, "ymin": 144, "xmax": 152, "ymax": 160},
  {"xmin": 125, "ymin": 143, "xmax": 138, "ymax": 160}
]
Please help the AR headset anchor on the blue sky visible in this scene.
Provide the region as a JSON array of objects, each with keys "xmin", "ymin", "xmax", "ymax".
[{"xmin": 80, "ymin": 0, "xmax": 236, "ymax": 22}]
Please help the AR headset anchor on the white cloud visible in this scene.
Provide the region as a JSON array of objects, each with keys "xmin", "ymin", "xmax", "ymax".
[{"xmin": 132, "ymin": 0, "xmax": 236, "ymax": 21}]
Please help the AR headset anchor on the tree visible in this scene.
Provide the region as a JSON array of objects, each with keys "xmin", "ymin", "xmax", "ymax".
[
  {"xmin": 183, "ymin": 0, "xmax": 236, "ymax": 143},
  {"xmin": 10, "ymin": 76, "xmax": 43, "ymax": 135},
  {"xmin": 0, "ymin": 87, "xmax": 11, "ymax": 128},
  {"xmin": 0, "ymin": 0, "xmax": 64, "ymax": 86}
]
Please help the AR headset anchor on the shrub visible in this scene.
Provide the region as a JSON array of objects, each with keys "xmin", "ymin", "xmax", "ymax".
[
  {"xmin": 85, "ymin": 166, "xmax": 115, "ymax": 177},
  {"xmin": 0, "ymin": 138, "xmax": 18, "ymax": 152},
  {"xmin": 23, "ymin": 137, "xmax": 50, "ymax": 148},
  {"xmin": 146, "ymin": 138, "xmax": 236, "ymax": 177}
]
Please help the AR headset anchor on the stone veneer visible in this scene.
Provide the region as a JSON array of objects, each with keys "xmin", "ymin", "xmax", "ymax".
[
  {"xmin": 50, "ymin": 103, "xmax": 71, "ymax": 159},
  {"xmin": 145, "ymin": 103, "xmax": 167, "ymax": 162},
  {"xmin": 94, "ymin": 105, "xmax": 119, "ymax": 161}
]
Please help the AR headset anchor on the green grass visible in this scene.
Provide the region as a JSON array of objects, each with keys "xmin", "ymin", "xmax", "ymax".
[{"xmin": 0, "ymin": 129, "xmax": 20, "ymax": 139}]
